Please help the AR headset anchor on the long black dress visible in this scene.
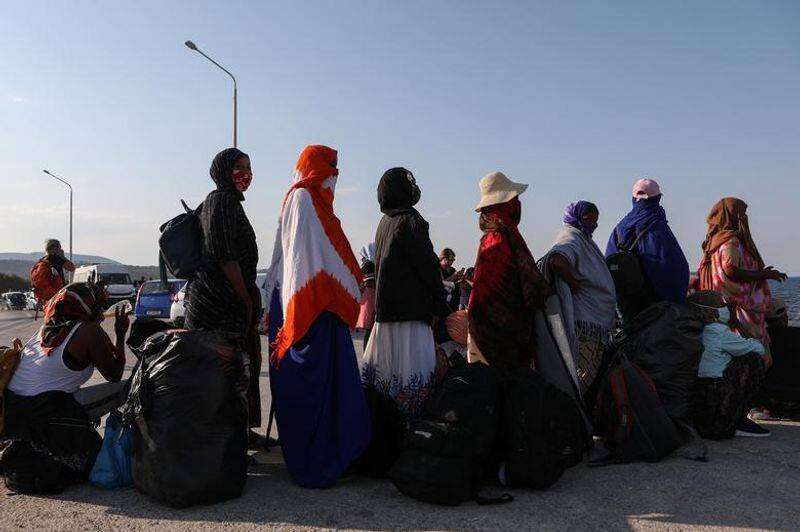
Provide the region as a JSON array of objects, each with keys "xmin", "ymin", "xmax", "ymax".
[{"xmin": 185, "ymin": 148, "xmax": 261, "ymax": 425}]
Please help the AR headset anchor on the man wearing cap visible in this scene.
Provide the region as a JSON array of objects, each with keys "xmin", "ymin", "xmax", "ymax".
[
  {"xmin": 688, "ymin": 290, "xmax": 770, "ymax": 438},
  {"xmin": 606, "ymin": 178, "xmax": 690, "ymax": 323}
]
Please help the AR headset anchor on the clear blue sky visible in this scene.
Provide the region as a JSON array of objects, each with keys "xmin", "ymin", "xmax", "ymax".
[{"xmin": 1, "ymin": 1, "xmax": 798, "ymax": 273}]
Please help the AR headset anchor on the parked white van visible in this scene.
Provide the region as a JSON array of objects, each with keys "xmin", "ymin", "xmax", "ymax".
[{"xmin": 72, "ymin": 264, "xmax": 136, "ymax": 307}]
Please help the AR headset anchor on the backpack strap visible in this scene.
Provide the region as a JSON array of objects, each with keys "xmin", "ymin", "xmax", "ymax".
[{"xmin": 622, "ymin": 219, "xmax": 659, "ymax": 252}]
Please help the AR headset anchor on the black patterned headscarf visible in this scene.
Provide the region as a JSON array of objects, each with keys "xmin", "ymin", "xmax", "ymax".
[{"xmin": 210, "ymin": 148, "xmax": 249, "ymax": 201}]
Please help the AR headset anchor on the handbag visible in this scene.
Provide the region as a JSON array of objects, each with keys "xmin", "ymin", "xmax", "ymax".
[{"xmin": 89, "ymin": 410, "xmax": 133, "ymax": 489}]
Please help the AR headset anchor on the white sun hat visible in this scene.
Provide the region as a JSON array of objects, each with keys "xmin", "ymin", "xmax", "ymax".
[{"xmin": 475, "ymin": 171, "xmax": 529, "ymax": 212}]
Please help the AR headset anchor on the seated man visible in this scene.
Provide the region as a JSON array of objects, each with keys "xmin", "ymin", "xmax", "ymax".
[
  {"xmin": 688, "ymin": 290, "xmax": 769, "ymax": 439},
  {"xmin": 0, "ymin": 282, "xmax": 128, "ymax": 493}
]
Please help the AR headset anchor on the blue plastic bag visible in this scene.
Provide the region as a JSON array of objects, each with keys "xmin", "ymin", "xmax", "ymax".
[{"xmin": 89, "ymin": 410, "xmax": 133, "ymax": 489}]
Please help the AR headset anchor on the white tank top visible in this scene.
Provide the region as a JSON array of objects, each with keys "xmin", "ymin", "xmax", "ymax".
[{"xmin": 8, "ymin": 323, "xmax": 95, "ymax": 396}]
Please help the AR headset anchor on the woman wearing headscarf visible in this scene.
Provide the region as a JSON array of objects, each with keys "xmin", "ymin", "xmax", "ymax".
[
  {"xmin": 540, "ymin": 201, "xmax": 617, "ymax": 396},
  {"xmin": 356, "ymin": 243, "xmax": 377, "ymax": 346},
  {"xmin": 2, "ymin": 283, "xmax": 129, "ymax": 492},
  {"xmin": 468, "ymin": 171, "xmax": 549, "ymax": 371},
  {"xmin": 698, "ymin": 198, "xmax": 787, "ymax": 360},
  {"xmin": 184, "ymin": 148, "xmax": 262, "ymax": 442},
  {"xmin": 266, "ymin": 145, "xmax": 370, "ymax": 489},
  {"xmin": 605, "ymin": 178, "xmax": 689, "ymax": 324},
  {"xmin": 361, "ymin": 167, "xmax": 450, "ymax": 424}
]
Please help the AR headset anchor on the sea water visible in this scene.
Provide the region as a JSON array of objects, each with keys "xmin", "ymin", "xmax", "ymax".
[{"xmin": 769, "ymin": 277, "xmax": 800, "ymax": 326}]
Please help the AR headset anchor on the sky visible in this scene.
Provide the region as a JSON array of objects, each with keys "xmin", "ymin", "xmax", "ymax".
[{"xmin": 1, "ymin": 1, "xmax": 798, "ymax": 273}]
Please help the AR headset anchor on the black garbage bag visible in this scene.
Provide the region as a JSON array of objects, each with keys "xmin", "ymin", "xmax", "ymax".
[
  {"xmin": 617, "ymin": 301, "xmax": 706, "ymax": 425},
  {"xmin": 123, "ymin": 330, "xmax": 249, "ymax": 507}
]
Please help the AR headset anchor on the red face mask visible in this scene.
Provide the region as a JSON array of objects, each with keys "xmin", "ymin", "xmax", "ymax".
[{"xmin": 231, "ymin": 170, "xmax": 253, "ymax": 192}]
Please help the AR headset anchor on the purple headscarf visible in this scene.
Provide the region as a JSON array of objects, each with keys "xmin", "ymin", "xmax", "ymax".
[{"xmin": 563, "ymin": 201, "xmax": 599, "ymax": 237}]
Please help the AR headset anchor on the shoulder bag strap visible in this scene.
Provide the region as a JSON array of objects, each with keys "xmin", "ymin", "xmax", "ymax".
[{"xmin": 625, "ymin": 219, "xmax": 659, "ymax": 252}]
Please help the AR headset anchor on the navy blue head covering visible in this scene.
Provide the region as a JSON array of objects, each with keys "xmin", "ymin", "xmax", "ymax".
[{"xmin": 605, "ymin": 195, "xmax": 690, "ymax": 303}]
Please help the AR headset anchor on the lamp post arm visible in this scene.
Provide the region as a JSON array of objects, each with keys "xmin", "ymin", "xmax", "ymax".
[
  {"xmin": 186, "ymin": 42, "xmax": 238, "ymax": 147},
  {"xmin": 47, "ymin": 173, "xmax": 73, "ymax": 193},
  {"xmin": 195, "ymin": 49, "xmax": 237, "ymax": 88}
]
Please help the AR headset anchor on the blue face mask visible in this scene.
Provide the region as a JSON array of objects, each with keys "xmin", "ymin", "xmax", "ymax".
[{"xmin": 717, "ymin": 307, "xmax": 730, "ymax": 324}]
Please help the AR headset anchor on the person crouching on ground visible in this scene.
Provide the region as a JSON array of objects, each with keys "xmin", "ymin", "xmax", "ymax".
[
  {"xmin": 1, "ymin": 282, "xmax": 129, "ymax": 493},
  {"xmin": 688, "ymin": 290, "xmax": 770, "ymax": 439},
  {"xmin": 541, "ymin": 201, "xmax": 616, "ymax": 397},
  {"xmin": 467, "ymin": 171, "xmax": 548, "ymax": 370},
  {"xmin": 267, "ymin": 145, "xmax": 370, "ymax": 489},
  {"xmin": 361, "ymin": 167, "xmax": 450, "ymax": 424}
]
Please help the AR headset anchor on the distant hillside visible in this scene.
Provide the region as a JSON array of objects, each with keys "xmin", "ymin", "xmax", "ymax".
[
  {"xmin": 0, "ymin": 252, "xmax": 120, "ymax": 264},
  {"xmin": 0, "ymin": 252, "xmax": 260, "ymax": 284},
  {"xmin": 0, "ymin": 255, "xmax": 159, "ymax": 283}
]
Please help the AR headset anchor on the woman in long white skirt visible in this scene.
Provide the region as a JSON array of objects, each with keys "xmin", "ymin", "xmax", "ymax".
[{"xmin": 361, "ymin": 167, "xmax": 450, "ymax": 423}]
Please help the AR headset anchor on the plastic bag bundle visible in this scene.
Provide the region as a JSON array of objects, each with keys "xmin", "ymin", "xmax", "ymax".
[{"xmin": 124, "ymin": 330, "xmax": 249, "ymax": 507}]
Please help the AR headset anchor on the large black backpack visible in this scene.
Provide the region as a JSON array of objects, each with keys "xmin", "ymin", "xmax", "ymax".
[
  {"xmin": 594, "ymin": 353, "xmax": 683, "ymax": 463},
  {"xmin": 606, "ymin": 220, "xmax": 657, "ymax": 296},
  {"xmin": 158, "ymin": 200, "xmax": 204, "ymax": 280},
  {"xmin": 389, "ymin": 363, "xmax": 507, "ymax": 506},
  {"xmin": 499, "ymin": 369, "xmax": 588, "ymax": 489}
]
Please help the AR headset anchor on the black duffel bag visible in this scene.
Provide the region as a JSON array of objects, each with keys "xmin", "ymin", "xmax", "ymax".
[
  {"xmin": 500, "ymin": 369, "xmax": 588, "ymax": 489},
  {"xmin": 389, "ymin": 363, "xmax": 508, "ymax": 506},
  {"xmin": 617, "ymin": 301, "xmax": 706, "ymax": 425},
  {"xmin": 124, "ymin": 330, "xmax": 248, "ymax": 508}
]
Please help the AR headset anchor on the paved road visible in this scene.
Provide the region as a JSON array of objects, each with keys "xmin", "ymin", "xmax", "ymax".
[{"xmin": 1, "ymin": 309, "xmax": 799, "ymax": 531}]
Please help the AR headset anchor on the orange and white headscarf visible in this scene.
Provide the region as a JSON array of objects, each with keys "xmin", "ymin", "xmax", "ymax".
[{"xmin": 267, "ymin": 145, "xmax": 362, "ymax": 363}]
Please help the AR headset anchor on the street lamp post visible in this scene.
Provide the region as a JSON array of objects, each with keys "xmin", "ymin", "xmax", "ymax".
[
  {"xmin": 185, "ymin": 40, "xmax": 238, "ymax": 148},
  {"xmin": 42, "ymin": 169, "xmax": 73, "ymax": 262}
]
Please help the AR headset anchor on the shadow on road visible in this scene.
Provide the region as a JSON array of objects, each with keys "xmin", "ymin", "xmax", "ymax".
[{"xmin": 20, "ymin": 422, "xmax": 798, "ymax": 530}]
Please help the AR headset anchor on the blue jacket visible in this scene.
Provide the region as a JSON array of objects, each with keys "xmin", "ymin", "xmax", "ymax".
[{"xmin": 698, "ymin": 321, "xmax": 764, "ymax": 378}]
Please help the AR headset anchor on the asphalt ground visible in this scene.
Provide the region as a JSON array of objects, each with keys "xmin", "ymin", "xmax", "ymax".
[{"xmin": 1, "ymin": 309, "xmax": 799, "ymax": 531}]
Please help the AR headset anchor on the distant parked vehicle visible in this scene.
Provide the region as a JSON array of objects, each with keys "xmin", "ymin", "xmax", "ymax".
[
  {"xmin": 170, "ymin": 276, "xmax": 269, "ymax": 330},
  {"xmin": 73, "ymin": 264, "xmax": 136, "ymax": 307},
  {"xmin": 0, "ymin": 295, "xmax": 10, "ymax": 310},
  {"xmin": 2, "ymin": 292, "xmax": 27, "ymax": 310},
  {"xmin": 24, "ymin": 291, "xmax": 38, "ymax": 310},
  {"xmin": 135, "ymin": 279, "xmax": 186, "ymax": 320},
  {"xmin": 169, "ymin": 284, "xmax": 187, "ymax": 327},
  {"xmin": 256, "ymin": 272, "xmax": 268, "ymax": 334}
]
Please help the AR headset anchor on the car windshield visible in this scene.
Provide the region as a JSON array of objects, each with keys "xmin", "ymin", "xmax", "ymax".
[
  {"xmin": 7, "ymin": 293, "xmax": 25, "ymax": 302},
  {"xmin": 100, "ymin": 273, "xmax": 132, "ymax": 285},
  {"xmin": 140, "ymin": 280, "xmax": 185, "ymax": 295},
  {"xmin": 140, "ymin": 281, "xmax": 167, "ymax": 295}
]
